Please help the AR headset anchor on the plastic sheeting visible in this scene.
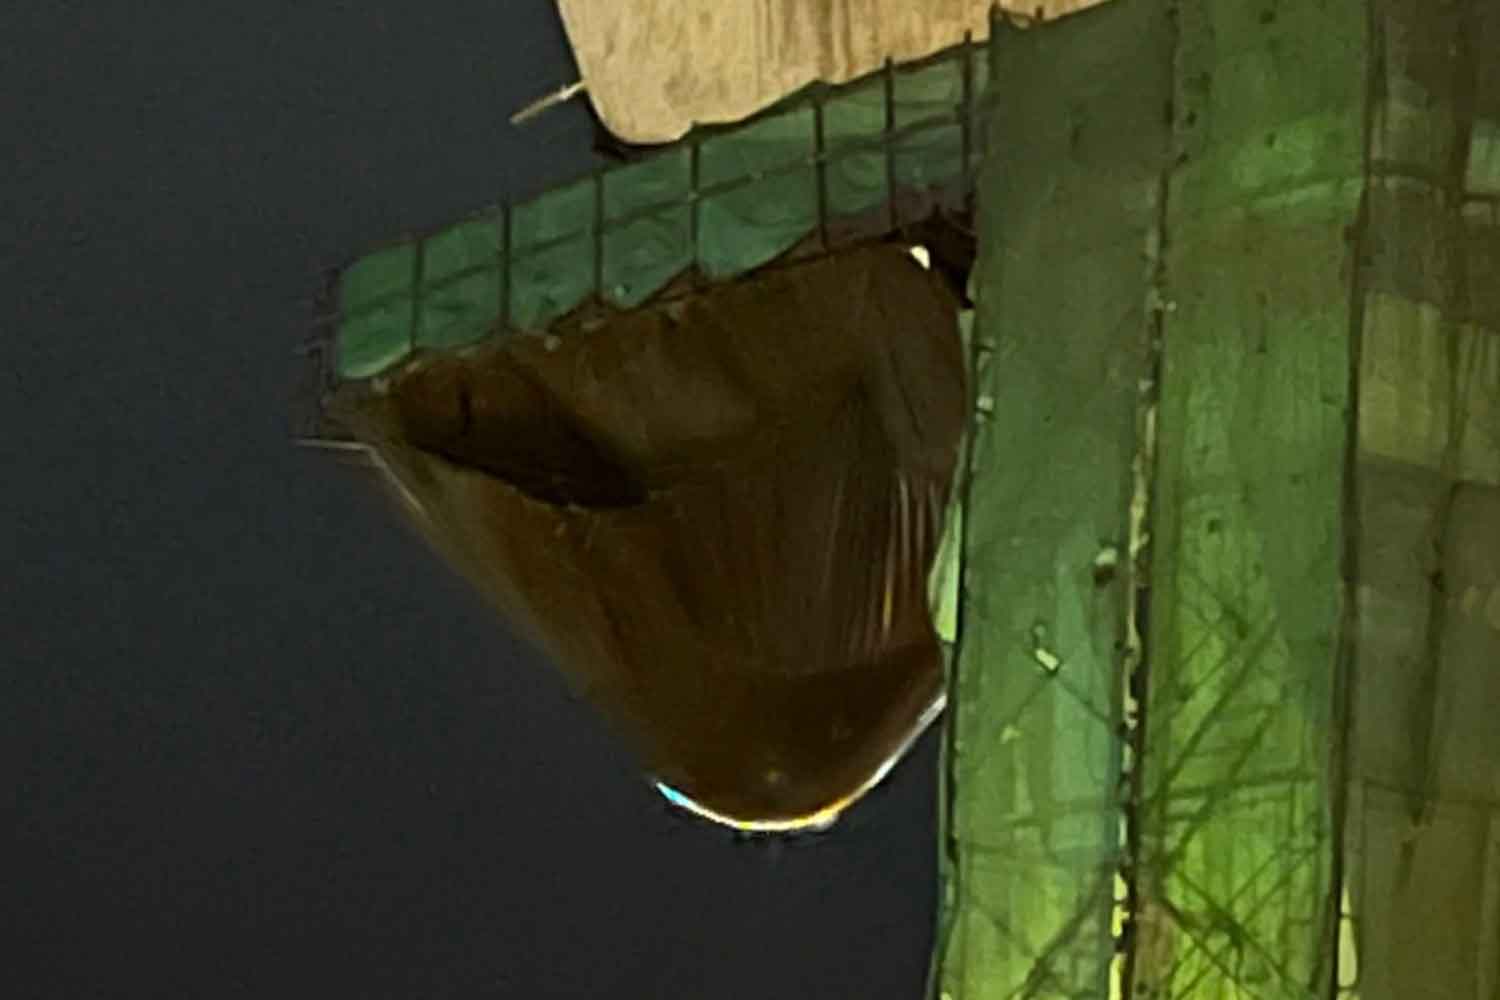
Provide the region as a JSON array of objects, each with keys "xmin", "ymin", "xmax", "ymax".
[
  {"xmin": 1140, "ymin": 0, "xmax": 1362, "ymax": 994},
  {"xmin": 933, "ymin": 1, "xmax": 1499, "ymax": 998},
  {"xmin": 328, "ymin": 41, "xmax": 990, "ymax": 384},
  {"xmin": 931, "ymin": 4, "xmax": 1170, "ymax": 996},
  {"xmin": 553, "ymin": 0, "xmax": 1111, "ymax": 144},
  {"xmin": 326, "ymin": 245, "xmax": 968, "ymax": 830}
]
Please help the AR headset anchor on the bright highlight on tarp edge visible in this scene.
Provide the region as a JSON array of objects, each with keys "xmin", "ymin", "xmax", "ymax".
[{"xmin": 653, "ymin": 691, "xmax": 948, "ymax": 833}]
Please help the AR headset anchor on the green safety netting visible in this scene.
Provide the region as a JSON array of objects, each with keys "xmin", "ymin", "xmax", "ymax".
[
  {"xmin": 330, "ymin": 43, "xmax": 991, "ymax": 382},
  {"xmin": 930, "ymin": 6, "xmax": 1164, "ymax": 996},
  {"xmin": 932, "ymin": 2, "xmax": 1499, "ymax": 999}
]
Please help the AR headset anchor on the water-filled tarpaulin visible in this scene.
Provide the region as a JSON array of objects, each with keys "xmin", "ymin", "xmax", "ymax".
[
  {"xmin": 553, "ymin": 0, "xmax": 1114, "ymax": 144},
  {"xmin": 327, "ymin": 244, "xmax": 967, "ymax": 830}
]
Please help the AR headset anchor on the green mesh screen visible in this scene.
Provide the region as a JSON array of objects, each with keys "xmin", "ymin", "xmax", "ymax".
[
  {"xmin": 933, "ymin": 5, "xmax": 1168, "ymax": 996},
  {"xmin": 934, "ymin": 2, "xmax": 1498, "ymax": 999},
  {"xmin": 331, "ymin": 42, "xmax": 990, "ymax": 381},
  {"xmin": 311, "ymin": 3, "xmax": 1499, "ymax": 994}
]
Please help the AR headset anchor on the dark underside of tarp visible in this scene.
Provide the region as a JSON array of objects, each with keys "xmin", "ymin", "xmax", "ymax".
[{"xmin": 327, "ymin": 243, "xmax": 968, "ymax": 827}]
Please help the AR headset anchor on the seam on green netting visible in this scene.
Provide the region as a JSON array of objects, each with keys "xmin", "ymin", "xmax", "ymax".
[
  {"xmin": 1115, "ymin": 1, "xmax": 1176, "ymax": 997},
  {"xmin": 1406, "ymin": 0, "xmax": 1481, "ymax": 837},
  {"xmin": 926, "ymin": 17, "xmax": 1001, "ymax": 1000},
  {"xmin": 1323, "ymin": 2, "xmax": 1382, "ymax": 996}
]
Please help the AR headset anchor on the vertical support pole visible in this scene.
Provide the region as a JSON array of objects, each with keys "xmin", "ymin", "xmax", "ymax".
[
  {"xmin": 689, "ymin": 140, "xmax": 702, "ymax": 288},
  {"xmin": 319, "ymin": 266, "xmax": 340, "ymax": 397},
  {"xmin": 592, "ymin": 169, "xmax": 606, "ymax": 301},
  {"xmin": 408, "ymin": 235, "xmax": 426, "ymax": 354},
  {"xmin": 813, "ymin": 94, "xmax": 829, "ymax": 252},
  {"xmin": 961, "ymin": 30, "xmax": 975, "ymax": 214},
  {"xmin": 885, "ymin": 57, "xmax": 898, "ymax": 231},
  {"xmin": 498, "ymin": 203, "xmax": 511, "ymax": 331}
]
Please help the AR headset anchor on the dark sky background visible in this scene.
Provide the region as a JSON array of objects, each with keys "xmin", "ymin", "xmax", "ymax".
[{"xmin": 6, "ymin": 3, "xmax": 939, "ymax": 997}]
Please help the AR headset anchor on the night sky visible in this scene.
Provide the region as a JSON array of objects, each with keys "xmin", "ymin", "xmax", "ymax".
[{"xmin": 7, "ymin": 3, "xmax": 939, "ymax": 997}]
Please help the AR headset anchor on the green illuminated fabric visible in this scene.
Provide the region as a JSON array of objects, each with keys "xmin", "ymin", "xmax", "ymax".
[
  {"xmin": 932, "ymin": 4, "xmax": 1170, "ymax": 997},
  {"xmin": 1140, "ymin": 0, "xmax": 1363, "ymax": 994},
  {"xmin": 934, "ymin": 2, "xmax": 1498, "ymax": 999},
  {"xmin": 332, "ymin": 48, "xmax": 990, "ymax": 380}
]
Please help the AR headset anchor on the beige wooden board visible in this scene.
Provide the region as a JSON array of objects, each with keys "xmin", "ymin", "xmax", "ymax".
[{"xmin": 554, "ymin": 0, "xmax": 1113, "ymax": 143}]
